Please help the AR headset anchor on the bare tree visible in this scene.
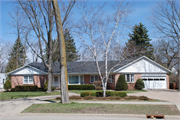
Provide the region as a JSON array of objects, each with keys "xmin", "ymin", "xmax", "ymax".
[
  {"xmin": 18, "ymin": 0, "xmax": 75, "ymax": 93},
  {"xmin": 72, "ymin": 1, "xmax": 132, "ymax": 97},
  {"xmin": 150, "ymin": 0, "xmax": 179, "ymax": 45},
  {"xmin": 9, "ymin": 6, "xmax": 26, "ymax": 68},
  {"xmin": 153, "ymin": 38, "xmax": 178, "ymax": 70},
  {"xmin": 18, "ymin": 0, "xmax": 59, "ymax": 92},
  {"xmin": 0, "ymin": 40, "xmax": 13, "ymax": 73}
]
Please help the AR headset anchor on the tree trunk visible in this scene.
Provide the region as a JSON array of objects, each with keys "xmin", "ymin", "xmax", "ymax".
[
  {"xmin": 47, "ymin": 67, "xmax": 53, "ymax": 93},
  {"xmin": 103, "ymin": 82, "xmax": 106, "ymax": 97},
  {"xmin": 16, "ymin": 36, "xmax": 20, "ymax": 69},
  {"xmin": 52, "ymin": 0, "xmax": 69, "ymax": 104}
]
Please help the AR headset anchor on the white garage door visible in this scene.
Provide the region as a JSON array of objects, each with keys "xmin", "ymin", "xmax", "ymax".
[{"xmin": 142, "ymin": 74, "xmax": 167, "ymax": 89}]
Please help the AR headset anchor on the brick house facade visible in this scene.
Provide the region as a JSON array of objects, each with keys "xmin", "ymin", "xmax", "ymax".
[{"xmin": 9, "ymin": 56, "xmax": 171, "ymax": 90}]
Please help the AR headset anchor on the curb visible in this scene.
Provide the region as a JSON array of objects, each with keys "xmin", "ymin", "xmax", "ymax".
[{"xmin": 18, "ymin": 113, "xmax": 180, "ymax": 119}]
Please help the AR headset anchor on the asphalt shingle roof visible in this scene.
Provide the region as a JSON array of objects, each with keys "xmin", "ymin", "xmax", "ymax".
[{"xmin": 28, "ymin": 57, "xmax": 139, "ymax": 74}]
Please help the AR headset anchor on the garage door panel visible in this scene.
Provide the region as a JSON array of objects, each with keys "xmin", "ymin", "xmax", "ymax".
[{"xmin": 142, "ymin": 77, "xmax": 166, "ymax": 89}]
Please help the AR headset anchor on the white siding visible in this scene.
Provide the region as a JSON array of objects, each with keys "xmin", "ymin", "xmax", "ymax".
[
  {"xmin": 118, "ymin": 59, "xmax": 168, "ymax": 73},
  {"xmin": 11, "ymin": 67, "xmax": 44, "ymax": 75}
]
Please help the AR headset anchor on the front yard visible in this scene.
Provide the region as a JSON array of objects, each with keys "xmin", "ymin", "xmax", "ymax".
[
  {"xmin": 0, "ymin": 91, "xmax": 60, "ymax": 100},
  {"xmin": 0, "ymin": 90, "xmax": 146, "ymax": 100},
  {"xmin": 22, "ymin": 102, "xmax": 180, "ymax": 115},
  {"xmin": 69, "ymin": 90, "xmax": 147, "ymax": 94}
]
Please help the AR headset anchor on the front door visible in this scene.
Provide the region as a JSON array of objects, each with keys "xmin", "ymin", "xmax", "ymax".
[{"xmin": 53, "ymin": 76, "xmax": 60, "ymax": 87}]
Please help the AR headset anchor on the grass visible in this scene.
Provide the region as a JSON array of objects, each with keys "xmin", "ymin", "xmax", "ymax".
[
  {"xmin": 69, "ymin": 90, "xmax": 147, "ymax": 94},
  {"xmin": 0, "ymin": 91, "xmax": 61, "ymax": 100},
  {"xmin": 0, "ymin": 89, "xmax": 147, "ymax": 101},
  {"xmin": 22, "ymin": 102, "xmax": 180, "ymax": 115}
]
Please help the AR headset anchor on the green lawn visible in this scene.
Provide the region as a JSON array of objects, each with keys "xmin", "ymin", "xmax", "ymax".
[
  {"xmin": 22, "ymin": 102, "xmax": 180, "ymax": 115},
  {"xmin": 69, "ymin": 90, "xmax": 147, "ymax": 94},
  {"xmin": 0, "ymin": 90, "xmax": 147, "ymax": 101},
  {"xmin": 0, "ymin": 91, "xmax": 61, "ymax": 100}
]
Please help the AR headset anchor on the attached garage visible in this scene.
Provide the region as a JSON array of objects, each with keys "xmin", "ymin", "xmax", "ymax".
[
  {"xmin": 142, "ymin": 74, "xmax": 167, "ymax": 89},
  {"xmin": 115, "ymin": 56, "xmax": 171, "ymax": 90}
]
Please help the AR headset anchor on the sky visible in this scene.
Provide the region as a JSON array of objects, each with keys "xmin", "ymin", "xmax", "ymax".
[
  {"xmin": 0, "ymin": 0, "xmax": 160, "ymax": 63},
  {"xmin": 0, "ymin": 0, "xmax": 159, "ymax": 43}
]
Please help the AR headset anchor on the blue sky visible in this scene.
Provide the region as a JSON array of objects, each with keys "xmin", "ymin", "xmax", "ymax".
[{"xmin": 0, "ymin": 0, "xmax": 158, "ymax": 45}]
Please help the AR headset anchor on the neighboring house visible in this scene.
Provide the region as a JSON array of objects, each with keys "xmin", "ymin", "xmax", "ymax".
[
  {"xmin": 8, "ymin": 56, "xmax": 171, "ymax": 90},
  {"xmin": 172, "ymin": 67, "xmax": 178, "ymax": 75},
  {"xmin": 0, "ymin": 73, "xmax": 6, "ymax": 91}
]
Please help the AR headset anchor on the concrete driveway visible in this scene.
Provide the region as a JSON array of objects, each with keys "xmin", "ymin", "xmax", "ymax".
[{"xmin": 128, "ymin": 89, "xmax": 180, "ymax": 111}]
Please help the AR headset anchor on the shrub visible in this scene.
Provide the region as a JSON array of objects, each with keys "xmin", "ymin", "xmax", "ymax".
[
  {"xmin": 93, "ymin": 81, "xmax": 102, "ymax": 87},
  {"xmin": 109, "ymin": 96, "xmax": 121, "ymax": 100},
  {"xmin": 15, "ymin": 85, "xmax": 38, "ymax": 91},
  {"xmin": 37, "ymin": 87, "xmax": 45, "ymax": 91},
  {"xmin": 96, "ymin": 91, "xmax": 127, "ymax": 97},
  {"xmin": 138, "ymin": 96, "xmax": 149, "ymax": 100},
  {"xmin": 69, "ymin": 96, "xmax": 83, "ymax": 100},
  {"xmin": 135, "ymin": 79, "xmax": 145, "ymax": 90},
  {"xmin": 96, "ymin": 91, "xmax": 103, "ymax": 97},
  {"xmin": 11, "ymin": 88, "xmax": 15, "ymax": 92},
  {"xmin": 116, "ymin": 74, "xmax": 128, "ymax": 90},
  {"xmin": 80, "ymin": 92, "xmax": 96, "ymax": 97},
  {"xmin": 84, "ymin": 96, "xmax": 94, "ymax": 100},
  {"xmin": 68, "ymin": 85, "xmax": 95, "ymax": 90},
  {"xmin": 4, "ymin": 80, "xmax": 11, "ymax": 90},
  {"xmin": 56, "ymin": 97, "xmax": 61, "ymax": 100},
  {"xmin": 95, "ymin": 86, "xmax": 103, "ymax": 90},
  {"xmin": 44, "ymin": 80, "xmax": 48, "ymax": 90},
  {"xmin": 44, "ymin": 80, "xmax": 56, "ymax": 91},
  {"xmin": 106, "ymin": 91, "xmax": 115, "ymax": 96},
  {"xmin": 52, "ymin": 87, "xmax": 55, "ymax": 91},
  {"xmin": 124, "ymin": 96, "xmax": 138, "ymax": 100},
  {"xmin": 115, "ymin": 92, "xmax": 127, "ymax": 97}
]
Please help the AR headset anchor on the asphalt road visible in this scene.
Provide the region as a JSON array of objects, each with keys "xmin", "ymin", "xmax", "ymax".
[{"xmin": 1, "ymin": 115, "xmax": 180, "ymax": 120}]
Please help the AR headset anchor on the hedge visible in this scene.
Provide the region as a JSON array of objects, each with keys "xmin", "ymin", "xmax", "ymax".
[
  {"xmin": 68, "ymin": 85, "xmax": 95, "ymax": 90},
  {"xmin": 15, "ymin": 85, "xmax": 38, "ymax": 91},
  {"xmin": 80, "ymin": 92, "xmax": 96, "ymax": 97},
  {"xmin": 80, "ymin": 91, "xmax": 127, "ymax": 97}
]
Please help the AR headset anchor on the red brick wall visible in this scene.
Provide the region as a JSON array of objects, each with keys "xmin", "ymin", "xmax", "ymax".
[
  {"xmin": 127, "ymin": 74, "xmax": 142, "ymax": 90},
  {"xmin": 11, "ymin": 76, "xmax": 23, "ymax": 88},
  {"xmin": 33, "ymin": 75, "xmax": 46, "ymax": 88},
  {"xmin": 84, "ymin": 75, "xmax": 91, "ymax": 84},
  {"xmin": 112, "ymin": 74, "xmax": 142, "ymax": 90},
  {"xmin": 108, "ymin": 74, "xmax": 120, "ymax": 90},
  {"xmin": 11, "ymin": 75, "xmax": 46, "ymax": 88},
  {"xmin": 107, "ymin": 74, "xmax": 116, "ymax": 90},
  {"xmin": 166, "ymin": 74, "xmax": 169, "ymax": 89}
]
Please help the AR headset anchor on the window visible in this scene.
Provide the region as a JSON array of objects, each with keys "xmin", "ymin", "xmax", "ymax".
[
  {"xmin": 125, "ymin": 74, "xmax": 134, "ymax": 83},
  {"xmin": 108, "ymin": 75, "xmax": 113, "ymax": 83},
  {"xmin": 54, "ymin": 77, "xmax": 58, "ymax": 84},
  {"xmin": 69, "ymin": 75, "xmax": 79, "ymax": 84},
  {"xmin": 80, "ymin": 75, "xmax": 84, "ymax": 84},
  {"xmin": 23, "ymin": 76, "xmax": 33, "ymax": 84},
  {"xmin": 90, "ymin": 75, "xmax": 99, "ymax": 83},
  {"xmin": 3, "ymin": 79, "xmax": 5, "ymax": 83}
]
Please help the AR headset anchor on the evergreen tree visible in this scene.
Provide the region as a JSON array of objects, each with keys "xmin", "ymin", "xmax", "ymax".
[
  {"xmin": 125, "ymin": 23, "xmax": 154, "ymax": 60},
  {"xmin": 116, "ymin": 74, "xmax": 128, "ymax": 90},
  {"xmin": 5, "ymin": 38, "xmax": 26, "ymax": 73},
  {"xmin": 45, "ymin": 29, "xmax": 80, "ymax": 62}
]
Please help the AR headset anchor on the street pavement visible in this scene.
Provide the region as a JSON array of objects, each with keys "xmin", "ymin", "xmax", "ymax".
[{"xmin": 1, "ymin": 114, "xmax": 180, "ymax": 120}]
